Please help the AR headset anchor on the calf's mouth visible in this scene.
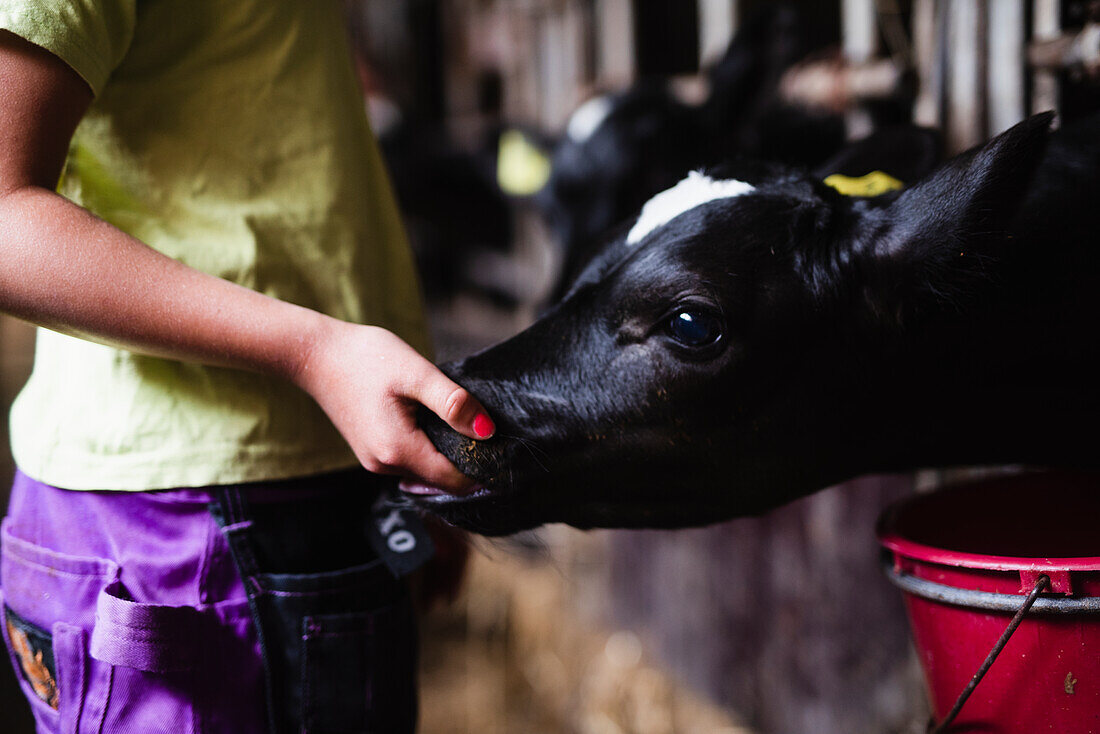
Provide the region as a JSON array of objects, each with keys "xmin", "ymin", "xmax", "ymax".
[{"xmin": 402, "ymin": 406, "xmax": 546, "ymax": 535}]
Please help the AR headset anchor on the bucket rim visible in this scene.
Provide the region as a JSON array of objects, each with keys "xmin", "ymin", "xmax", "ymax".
[
  {"xmin": 877, "ymin": 499, "xmax": 1100, "ymax": 573},
  {"xmin": 881, "ymin": 555, "xmax": 1100, "ymax": 613}
]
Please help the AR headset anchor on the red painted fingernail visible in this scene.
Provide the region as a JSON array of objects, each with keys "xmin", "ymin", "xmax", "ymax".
[{"xmin": 473, "ymin": 413, "xmax": 495, "ymax": 438}]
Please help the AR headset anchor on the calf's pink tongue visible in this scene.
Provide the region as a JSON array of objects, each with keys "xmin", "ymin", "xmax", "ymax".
[
  {"xmin": 398, "ymin": 481, "xmax": 447, "ymax": 496},
  {"xmin": 398, "ymin": 480, "xmax": 483, "ymax": 497}
]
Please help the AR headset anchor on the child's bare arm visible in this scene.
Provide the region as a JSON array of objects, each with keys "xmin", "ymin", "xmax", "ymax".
[{"xmin": 0, "ymin": 31, "xmax": 490, "ymax": 492}]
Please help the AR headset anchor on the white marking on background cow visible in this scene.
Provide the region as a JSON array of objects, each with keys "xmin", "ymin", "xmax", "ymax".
[
  {"xmin": 626, "ymin": 171, "xmax": 754, "ymax": 245},
  {"xmin": 566, "ymin": 95, "xmax": 614, "ymax": 142}
]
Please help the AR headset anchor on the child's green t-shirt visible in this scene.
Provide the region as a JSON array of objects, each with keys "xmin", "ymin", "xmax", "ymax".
[{"xmin": 0, "ymin": 0, "xmax": 432, "ymax": 490}]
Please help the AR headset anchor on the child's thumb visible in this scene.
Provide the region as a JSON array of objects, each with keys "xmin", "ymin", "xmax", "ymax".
[{"xmin": 413, "ymin": 369, "xmax": 495, "ymax": 440}]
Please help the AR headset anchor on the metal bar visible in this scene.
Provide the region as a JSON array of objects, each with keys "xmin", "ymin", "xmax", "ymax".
[
  {"xmin": 594, "ymin": 0, "xmax": 634, "ymax": 86},
  {"xmin": 912, "ymin": 0, "xmax": 942, "ymax": 128},
  {"xmin": 947, "ymin": 0, "xmax": 984, "ymax": 151},
  {"xmin": 1032, "ymin": 0, "xmax": 1062, "ymax": 117},
  {"xmin": 842, "ymin": 0, "xmax": 878, "ymax": 138},
  {"xmin": 698, "ymin": 0, "xmax": 737, "ymax": 67},
  {"xmin": 843, "ymin": 0, "xmax": 879, "ymax": 62},
  {"xmin": 987, "ymin": 0, "xmax": 1026, "ymax": 135}
]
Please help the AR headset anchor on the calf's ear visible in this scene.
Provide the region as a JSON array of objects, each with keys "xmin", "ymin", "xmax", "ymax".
[{"xmin": 856, "ymin": 112, "xmax": 1053, "ymax": 322}]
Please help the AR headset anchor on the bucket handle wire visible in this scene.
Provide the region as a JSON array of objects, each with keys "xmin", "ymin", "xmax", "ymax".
[{"xmin": 928, "ymin": 574, "xmax": 1050, "ymax": 733}]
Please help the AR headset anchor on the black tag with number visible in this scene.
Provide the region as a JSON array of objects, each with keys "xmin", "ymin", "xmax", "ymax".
[{"xmin": 366, "ymin": 488, "xmax": 435, "ymax": 577}]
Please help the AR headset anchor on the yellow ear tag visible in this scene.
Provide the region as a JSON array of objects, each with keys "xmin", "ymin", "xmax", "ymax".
[
  {"xmin": 497, "ymin": 129, "xmax": 551, "ymax": 197},
  {"xmin": 823, "ymin": 170, "xmax": 904, "ymax": 197}
]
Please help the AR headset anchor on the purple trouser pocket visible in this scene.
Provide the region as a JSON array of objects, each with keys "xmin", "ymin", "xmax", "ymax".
[
  {"xmin": 2, "ymin": 519, "xmax": 116, "ymax": 734},
  {"xmin": 1, "ymin": 519, "xmax": 224, "ymax": 734}
]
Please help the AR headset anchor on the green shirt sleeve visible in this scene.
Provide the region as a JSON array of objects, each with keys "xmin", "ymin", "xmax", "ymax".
[{"xmin": 0, "ymin": 0, "xmax": 136, "ymax": 95}]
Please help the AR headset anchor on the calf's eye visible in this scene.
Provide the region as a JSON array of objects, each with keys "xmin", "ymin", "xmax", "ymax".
[{"xmin": 668, "ymin": 310, "xmax": 722, "ymax": 347}]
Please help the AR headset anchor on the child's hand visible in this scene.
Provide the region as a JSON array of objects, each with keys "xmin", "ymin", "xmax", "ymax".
[{"xmin": 293, "ymin": 321, "xmax": 494, "ymax": 493}]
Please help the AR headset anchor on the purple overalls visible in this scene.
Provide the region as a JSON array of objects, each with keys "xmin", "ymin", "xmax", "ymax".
[{"xmin": 1, "ymin": 468, "xmax": 419, "ymax": 734}]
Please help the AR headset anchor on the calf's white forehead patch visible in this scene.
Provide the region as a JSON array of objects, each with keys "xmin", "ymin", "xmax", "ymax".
[
  {"xmin": 626, "ymin": 171, "xmax": 754, "ymax": 245},
  {"xmin": 566, "ymin": 95, "xmax": 614, "ymax": 142}
]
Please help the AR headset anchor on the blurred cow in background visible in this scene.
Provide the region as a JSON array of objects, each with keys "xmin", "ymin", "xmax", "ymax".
[{"xmin": 536, "ymin": 5, "xmax": 854, "ymax": 301}]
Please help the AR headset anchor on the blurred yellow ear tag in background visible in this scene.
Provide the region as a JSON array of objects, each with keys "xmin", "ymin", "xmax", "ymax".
[
  {"xmin": 497, "ymin": 129, "xmax": 551, "ymax": 196},
  {"xmin": 823, "ymin": 170, "xmax": 904, "ymax": 197}
]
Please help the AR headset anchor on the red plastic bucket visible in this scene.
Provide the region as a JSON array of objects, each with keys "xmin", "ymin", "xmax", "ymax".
[{"xmin": 878, "ymin": 472, "xmax": 1100, "ymax": 732}]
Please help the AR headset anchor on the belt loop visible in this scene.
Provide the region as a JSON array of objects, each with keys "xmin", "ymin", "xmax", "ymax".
[{"xmin": 209, "ymin": 487, "xmax": 260, "ymax": 580}]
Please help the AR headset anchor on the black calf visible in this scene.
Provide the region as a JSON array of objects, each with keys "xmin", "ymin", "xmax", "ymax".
[{"xmin": 408, "ymin": 112, "xmax": 1100, "ymax": 536}]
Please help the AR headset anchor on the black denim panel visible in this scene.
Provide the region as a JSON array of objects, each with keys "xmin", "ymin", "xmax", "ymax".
[
  {"xmin": 301, "ymin": 602, "xmax": 418, "ymax": 733},
  {"xmin": 210, "ymin": 471, "xmax": 419, "ymax": 734}
]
